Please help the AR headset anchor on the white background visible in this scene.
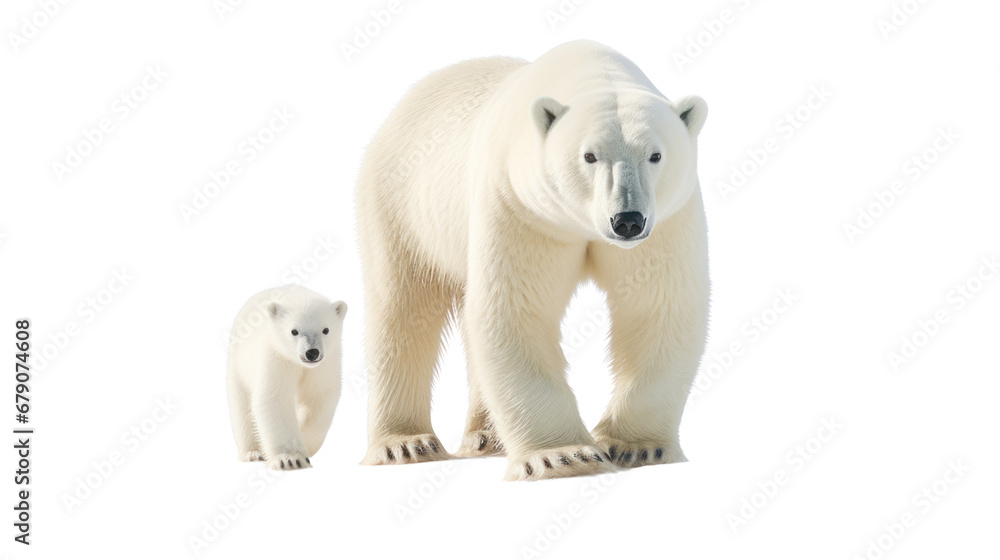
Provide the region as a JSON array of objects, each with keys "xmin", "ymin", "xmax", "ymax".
[{"xmin": 2, "ymin": 0, "xmax": 998, "ymax": 558}]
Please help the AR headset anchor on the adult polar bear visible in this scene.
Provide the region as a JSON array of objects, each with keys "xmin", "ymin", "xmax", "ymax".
[{"xmin": 357, "ymin": 40, "xmax": 709, "ymax": 480}]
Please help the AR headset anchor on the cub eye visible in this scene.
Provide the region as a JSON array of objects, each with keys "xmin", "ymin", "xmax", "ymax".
[
  {"xmin": 290, "ymin": 329, "xmax": 298, "ymax": 336},
  {"xmin": 584, "ymin": 153, "xmax": 597, "ymax": 164},
  {"xmin": 322, "ymin": 328, "xmax": 329, "ymax": 335},
  {"xmin": 649, "ymin": 153, "xmax": 661, "ymax": 163}
]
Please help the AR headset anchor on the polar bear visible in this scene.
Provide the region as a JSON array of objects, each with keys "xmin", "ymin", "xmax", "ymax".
[
  {"xmin": 356, "ymin": 40, "xmax": 709, "ymax": 480},
  {"xmin": 226, "ymin": 285, "xmax": 347, "ymax": 470}
]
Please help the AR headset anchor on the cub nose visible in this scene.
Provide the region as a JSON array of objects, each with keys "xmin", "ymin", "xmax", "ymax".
[
  {"xmin": 610, "ymin": 212, "xmax": 646, "ymax": 239},
  {"xmin": 305, "ymin": 348, "xmax": 320, "ymax": 362}
]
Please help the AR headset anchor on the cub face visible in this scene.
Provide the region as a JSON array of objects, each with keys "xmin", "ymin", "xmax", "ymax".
[
  {"xmin": 529, "ymin": 90, "xmax": 707, "ymax": 248},
  {"xmin": 267, "ymin": 300, "xmax": 347, "ymax": 368}
]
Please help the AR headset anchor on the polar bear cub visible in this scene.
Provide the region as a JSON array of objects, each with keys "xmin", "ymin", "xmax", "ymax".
[{"xmin": 227, "ymin": 285, "xmax": 347, "ymax": 470}]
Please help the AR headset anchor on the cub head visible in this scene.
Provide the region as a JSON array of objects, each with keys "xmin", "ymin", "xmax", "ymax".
[
  {"xmin": 267, "ymin": 299, "xmax": 347, "ymax": 368},
  {"xmin": 528, "ymin": 90, "xmax": 707, "ymax": 248}
]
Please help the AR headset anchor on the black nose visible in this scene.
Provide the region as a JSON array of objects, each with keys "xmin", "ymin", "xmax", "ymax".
[
  {"xmin": 611, "ymin": 212, "xmax": 646, "ymax": 239},
  {"xmin": 305, "ymin": 348, "xmax": 320, "ymax": 362}
]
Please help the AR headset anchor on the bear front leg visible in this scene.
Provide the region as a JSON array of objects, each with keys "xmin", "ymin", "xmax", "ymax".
[
  {"xmin": 297, "ymin": 384, "xmax": 340, "ymax": 458},
  {"xmin": 466, "ymin": 226, "xmax": 614, "ymax": 481},
  {"xmin": 589, "ymin": 195, "xmax": 710, "ymax": 469},
  {"xmin": 252, "ymin": 373, "xmax": 312, "ymax": 471},
  {"xmin": 590, "ymin": 297, "xmax": 705, "ymax": 468},
  {"xmin": 455, "ymin": 309, "xmax": 503, "ymax": 457}
]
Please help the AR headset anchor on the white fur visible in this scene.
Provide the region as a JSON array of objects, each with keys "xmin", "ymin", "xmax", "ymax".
[
  {"xmin": 226, "ymin": 285, "xmax": 347, "ymax": 470},
  {"xmin": 356, "ymin": 40, "xmax": 709, "ymax": 480}
]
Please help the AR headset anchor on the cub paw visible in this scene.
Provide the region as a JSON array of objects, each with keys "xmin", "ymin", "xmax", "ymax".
[
  {"xmin": 596, "ymin": 437, "xmax": 686, "ymax": 468},
  {"xmin": 362, "ymin": 434, "xmax": 451, "ymax": 465},
  {"xmin": 456, "ymin": 430, "xmax": 504, "ymax": 457},
  {"xmin": 505, "ymin": 445, "xmax": 617, "ymax": 481},
  {"xmin": 238, "ymin": 450, "xmax": 265, "ymax": 462},
  {"xmin": 266, "ymin": 452, "xmax": 312, "ymax": 471}
]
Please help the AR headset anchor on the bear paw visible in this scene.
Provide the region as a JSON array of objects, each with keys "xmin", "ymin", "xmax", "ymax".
[
  {"xmin": 266, "ymin": 452, "xmax": 312, "ymax": 471},
  {"xmin": 456, "ymin": 430, "xmax": 504, "ymax": 457},
  {"xmin": 505, "ymin": 445, "xmax": 617, "ymax": 481},
  {"xmin": 362, "ymin": 434, "xmax": 450, "ymax": 465},
  {"xmin": 596, "ymin": 437, "xmax": 686, "ymax": 468},
  {"xmin": 238, "ymin": 450, "xmax": 266, "ymax": 462}
]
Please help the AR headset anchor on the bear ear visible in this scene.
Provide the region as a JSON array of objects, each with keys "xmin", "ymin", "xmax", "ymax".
[
  {"xmin": 670, "ymin": 95, "xmax": 708, "ymax": 137},
  {"xmin": 267, "ymin": 302, "xmax": 286, "ymax": 319},
  {"xmin": 333, "ymin": 300, "xmax": 347, "ymax": 318},
  {"xmin": 529, "ymin": 96, "xmax": 568, "ymax": 137}
]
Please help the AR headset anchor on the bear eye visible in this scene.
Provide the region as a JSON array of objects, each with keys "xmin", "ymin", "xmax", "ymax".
[
  {"xmin": 584, "ymin": 153, "xmax": 597, "ymax": 164},
  {"xmin": 649, "ymin": 153, "xmax": 661, "ymax": 163},
  {"xmin": 290, "ymin": 329, "xmax": 298, "ymax": 336},
  {"xmin": 322, "ymin": 328, "xmax": 329, "ymax": 335}
]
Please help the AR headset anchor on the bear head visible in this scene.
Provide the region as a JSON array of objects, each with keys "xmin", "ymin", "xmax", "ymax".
[
  {"xmin": 266, "ymin": 298, "xmax": 347, "ymax": 368},
  {"xmin": 528, "ymin": 89, "xmax": 707, "ymax": 248}
]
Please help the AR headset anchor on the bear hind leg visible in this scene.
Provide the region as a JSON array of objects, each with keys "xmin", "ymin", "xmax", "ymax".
[
  {"xmin": 227, "ymin": 374, "xmax": 264, "ymax": 462},
  {"xmin": 455, "ymin": 309, "xmax": 503, "ymax": 457},
  {"xmin": 361, "ymin": 260, "xmax": 454, "ymax": 465},
  {"xmin": 456, "ymin": 380, "xmax": 504, "ymax": 457}
]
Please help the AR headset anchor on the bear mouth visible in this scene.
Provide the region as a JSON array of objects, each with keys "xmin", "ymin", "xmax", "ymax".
[{"xmin": 605, "ymin": 233, "xmax": 649, "ymax": 248}]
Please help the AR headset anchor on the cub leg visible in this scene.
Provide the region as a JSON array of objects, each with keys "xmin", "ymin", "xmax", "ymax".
[
  {"xmin": 227, "ymin": 373, "xmax": 263, "ymax": 462},
  {"xmin": 251, "ymin": 364, "xmax": 312, "ymax": 470},
  {"xmin": 297, "ymin": 377, "xmax": 341, "ymax": 458}
]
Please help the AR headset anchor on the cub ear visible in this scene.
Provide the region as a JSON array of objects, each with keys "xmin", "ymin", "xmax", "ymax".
[
  {"xmin": 529, "ymin": 96, "xmax": 568, "ymax": 137},
  {"xmin": 267, "ymin": 302, "xmax": 286, "ymax": 319},
  {"xmin": 670, "ymin": 95, "xmax": 708, "ymax": 137},
  {"xmin": 332, "ymin": 300, "xmax": 348, "ymax": 318}
]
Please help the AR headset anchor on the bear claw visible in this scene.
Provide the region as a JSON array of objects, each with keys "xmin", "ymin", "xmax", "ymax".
[
  {"xmin": 456, "ymin": 430, "xmax": 504, "ymax": 457},
  {"xmin": 266, "ymin": 452, "xmax": 312, "ymax": 471},
  {"xmin": 506, "ymin": 444, "xmax": 617, "ymax": 481},
  {"xmin": 238, "ymin": 450, "xmax": 266, "ymax": 462},
  {"xmin": 594, "ymin": 437, "xmax": 685, "ymax": 469},
  {"xmin": 363, "ymin": 434, "xmax": 451, "ymax": 465}
]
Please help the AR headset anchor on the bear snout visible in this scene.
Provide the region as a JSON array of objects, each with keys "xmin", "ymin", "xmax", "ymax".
[
  {"xmin": 610, "ymin": 211, "xmax": 646, "ymax": 239},
  {"xmin": 303, "ymin": 348, "xmax": 321, "ymax": 363}
]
